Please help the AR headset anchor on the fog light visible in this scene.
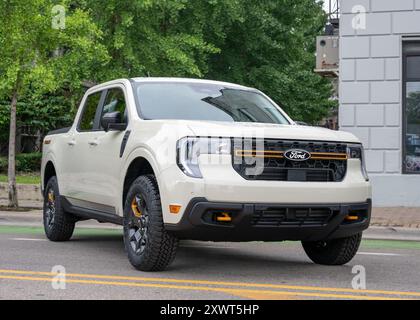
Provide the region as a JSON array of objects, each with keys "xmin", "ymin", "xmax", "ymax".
[
  {"xmin": 215, "ymin": 212, "xmax": 232, "ymax": 222},
  {"xmin": 345, "ymin": 215, "xmax": 359, "ymax": 222},
  {"xmin": 169, "ymin": 205, "xmax": 182, "ymax": 214}
]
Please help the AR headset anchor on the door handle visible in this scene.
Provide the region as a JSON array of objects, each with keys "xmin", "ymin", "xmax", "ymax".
[
  {"xmin": 88, "ymin": 140, "xmax": 99, "ymax": 146},
  {"xmin": 68, "ymin": 141, "xmax": 76, "ymax": 146}
]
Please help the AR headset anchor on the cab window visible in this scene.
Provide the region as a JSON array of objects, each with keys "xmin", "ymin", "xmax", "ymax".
[
  {"xmin": 100, "ymin": 88, "xmax": 127, "ymax": 129},
  {"xmin": 78, "ymin": 91, "xmax": 102, "ymax": 131}
]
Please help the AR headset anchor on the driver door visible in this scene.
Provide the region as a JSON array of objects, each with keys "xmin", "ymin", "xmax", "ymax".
[{"xmin": 82, "ymin": 86, "xmax": 129, "ymax": 210}]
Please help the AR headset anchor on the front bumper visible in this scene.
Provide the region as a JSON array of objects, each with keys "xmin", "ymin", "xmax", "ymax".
[
  {"xmin": 158, "ymin": 158, "xmax": 372, "ymax": 224},
  {"xmin": 165, "ymin": 198, "xmax": 371, "ymax": 242}
]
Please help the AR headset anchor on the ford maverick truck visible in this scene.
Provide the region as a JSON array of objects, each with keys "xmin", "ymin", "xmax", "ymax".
[{"xmin": 41, "ymin": 78, "xmax": 371, "ymax": 271}]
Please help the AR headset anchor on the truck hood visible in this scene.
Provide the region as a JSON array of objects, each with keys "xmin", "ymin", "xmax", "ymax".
[{"xmin": 179, "ymin": 120, "xmax": 360, "ymax": 143}]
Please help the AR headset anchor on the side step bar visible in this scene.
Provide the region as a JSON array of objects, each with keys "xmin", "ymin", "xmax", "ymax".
[{"xmin": 60, "ymin": 196, "xmax": 123, "ymax": 225}]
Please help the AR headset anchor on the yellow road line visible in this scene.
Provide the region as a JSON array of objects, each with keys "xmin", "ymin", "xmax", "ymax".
[
  {"xmin": 0, "ymin": 275, "xmax": 407, "ymax": 300},
  {"xmin": 0, "ymin": 269, "xmax": 418, "ymax": 299},
  {"xmin": 1, "ymin": 269, "xmax": 419, "ymax": 297}
]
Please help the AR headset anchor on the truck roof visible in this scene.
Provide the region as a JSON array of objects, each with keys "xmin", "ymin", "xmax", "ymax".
[
  {"xmin": 131, "ymin": 77, "xmax": 253, "ymax": 90},
  {"xmin": 86, "ymin": 77, "xmax": 256, "ymax": 93}
]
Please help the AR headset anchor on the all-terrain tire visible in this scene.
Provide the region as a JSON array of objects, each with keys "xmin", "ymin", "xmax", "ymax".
[
  {"xmin": 43, "ymin": 176, "xmax": 75, "ymax": 241},
  {"xmin": 123, "ymin": 175, "xmax": 178, "ymax": 271},
  {"xmin": 302, "ymin": 233, "xmax": 362, "ymax": 265}
]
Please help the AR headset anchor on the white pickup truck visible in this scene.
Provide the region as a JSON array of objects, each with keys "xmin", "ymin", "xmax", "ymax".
[{"xmin": 41, "ymin": 78, "xmax": 371, "ymax": 271}]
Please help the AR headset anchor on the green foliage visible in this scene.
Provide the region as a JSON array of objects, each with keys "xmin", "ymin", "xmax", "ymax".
[
  {"xmin": 0, "ymin": 0, "xmax": 109, "ymax": 96},
  {"xmin": 0, "ymin": 153, "xmax": 42, "ymax": 173},
  {"xmin": 0, "ymin": 0, "xmax": 108, "ymax": 152},
  {"xmin": 0, "ymin": 157, "xmax": 7, "ymax": 173},
  {"xmin": 0, "ymin": 92, "xmax": 75, "ymax": 140},
  {"xmin": 77, "ymin": 0, "xmax": 222, "ymax": 80}
]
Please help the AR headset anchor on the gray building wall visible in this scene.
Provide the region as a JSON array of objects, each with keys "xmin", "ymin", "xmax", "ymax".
[{"xmin": 339, "ymin": 0, "xmax": 420, "ymax": 206}]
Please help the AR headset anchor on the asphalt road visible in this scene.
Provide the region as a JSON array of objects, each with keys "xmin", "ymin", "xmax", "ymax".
[{"xmin": 0, "ymin": 224, "xmax": 420, "ymax": 300}]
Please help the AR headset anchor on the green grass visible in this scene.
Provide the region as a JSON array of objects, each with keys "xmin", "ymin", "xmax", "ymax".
[
  {"xmin": 361, "ymin": 239, "xmax": 420, "ymax": 250},
  {"xmin": 0, "ymin": 173, "xmax": 40, "ymax": 185}
]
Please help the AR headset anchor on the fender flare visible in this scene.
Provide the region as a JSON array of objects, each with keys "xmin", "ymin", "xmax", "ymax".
[{"xmin": 118, "ymin": 146, "xmax": 163, "ymax": 215}]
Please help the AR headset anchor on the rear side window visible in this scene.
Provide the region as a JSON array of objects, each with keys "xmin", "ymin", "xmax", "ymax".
[
  {"xmin": 100, "ymin": 88, "xmax": 127, "ymax": 129},
  {"xmin": 79, "ymin": 92, "xmax": 101, "ymax": 131}
]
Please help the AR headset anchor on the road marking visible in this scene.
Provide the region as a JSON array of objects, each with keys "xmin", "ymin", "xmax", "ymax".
[
  {"xmin": 0, "ymin": 269, "xmax": 419, "ymax": 299},
  {"xmin": 0, "ymin": 274, "xmax": 408, "ymax": 300},
  {"xmin": 357, "ymin": 252, "xmax": 403, "ymax": 257},
  {"xmin": 10, "ymin": 238, "xmax": 47, "ymax": 242}
]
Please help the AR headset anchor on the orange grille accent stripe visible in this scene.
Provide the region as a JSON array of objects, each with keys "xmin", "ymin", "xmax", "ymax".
[{"xmin": 234, "ymin": 150, "xmax": 347, "ymax": 161}]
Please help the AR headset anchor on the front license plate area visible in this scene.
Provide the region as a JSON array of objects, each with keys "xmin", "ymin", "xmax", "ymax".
[{"xmin": 287, "ymin": 170, "xmax": 307, "ymax": 181}]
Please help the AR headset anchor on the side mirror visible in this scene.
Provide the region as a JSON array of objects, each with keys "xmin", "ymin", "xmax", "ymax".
[{"xmin": 101, "ymin": 111, "xmax": 127, "ymax": 131}]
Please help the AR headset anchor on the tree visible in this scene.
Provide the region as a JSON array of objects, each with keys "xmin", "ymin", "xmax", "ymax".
[
  {"xmin": 0, "ymin": 0, "xmax": 108, "ymax": 207},
  {"xmin": 73, "ymin": 0, "xmax": 224, "ymax": 81}
]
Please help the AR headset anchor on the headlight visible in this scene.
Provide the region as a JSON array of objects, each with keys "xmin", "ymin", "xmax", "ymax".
[
  {"xmin": 177, "ymin": 137, "xmax": 231, "ymax": 178},
  {"xmin": 347, "ymin": 144, "xmax": 369, "ymax": 181}
]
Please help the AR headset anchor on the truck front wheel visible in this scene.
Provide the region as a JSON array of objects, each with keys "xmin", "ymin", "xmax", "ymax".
[
  {"xmin": 43, "ymin": 176, "xmax": 75, "ymax": 241},
  {"xmin": 302, "ymin": 233, "xmax": 362, "ymax": 266},
  {"xmin": 123, "ymin": 175, "xmax": 178, "ymax": 271}
]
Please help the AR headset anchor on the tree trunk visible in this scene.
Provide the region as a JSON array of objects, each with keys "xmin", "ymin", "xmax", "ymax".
[{"xmin": 7, "ymin": 81, "xmax": 20, "ymax": 208}]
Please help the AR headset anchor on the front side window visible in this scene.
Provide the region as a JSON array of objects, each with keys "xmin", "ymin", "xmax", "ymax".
[
  {"xmin": 134, "ymin": 82, "xmax": 290, "ymax": 125},
  {"xmin": 403, "ymin": 42, "xmax": 420, "ymax": 174},
  {"xmin": 79, "ymin": 91, "xmax": 101, "ymax": 131},
  {"xmin": 100, "ymin": 88, "xmax": 127, "ymax": 129}
]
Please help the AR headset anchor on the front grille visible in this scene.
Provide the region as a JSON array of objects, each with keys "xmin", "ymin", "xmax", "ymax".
[
  {"xmin": 252, "ymin": 206, "xmax": 339, "ymax": 227},
  {"xmin": 232, "ymin": 139, "xmax": 348, "ymax": 182}
]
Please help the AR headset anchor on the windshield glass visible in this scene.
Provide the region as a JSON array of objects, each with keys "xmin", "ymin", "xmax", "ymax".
[{"xmin": 134, "ymin": 82, "xmax": 290, "ymax": 124}]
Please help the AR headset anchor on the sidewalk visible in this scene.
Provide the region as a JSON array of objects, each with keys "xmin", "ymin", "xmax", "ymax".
[{"xmin": 372, "ymin": 207, "xmax": 420, "ymax": 228}]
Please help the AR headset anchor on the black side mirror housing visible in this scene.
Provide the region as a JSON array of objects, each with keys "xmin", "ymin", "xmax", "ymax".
[{"xmin": 101, "ymin": 111, "xmax": 127, "ymax": 131}]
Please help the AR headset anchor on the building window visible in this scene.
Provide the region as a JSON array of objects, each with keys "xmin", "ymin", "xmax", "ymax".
[{"xmin": 403, "ymin": 42, "xmax": 420, "ymax": 174}]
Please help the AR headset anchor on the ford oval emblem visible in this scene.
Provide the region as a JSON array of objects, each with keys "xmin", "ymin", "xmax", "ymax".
[{"xmin": 284, "ymin": 149, "xmax": 311, "ymax": 161}]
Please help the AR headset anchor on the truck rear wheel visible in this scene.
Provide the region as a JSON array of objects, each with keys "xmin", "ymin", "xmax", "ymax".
[
  {"xmin": 123, "ymin": 175, "xmax": 178, "ymax": 271},
  {"xmin": 43, "ymin": 176, "xmax": 75, "ymax": 241},
  {"xmin": 302, "ymin": 233, "xmax": 362, "ymax": 266}
]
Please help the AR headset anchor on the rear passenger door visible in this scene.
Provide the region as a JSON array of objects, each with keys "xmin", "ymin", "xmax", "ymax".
[{"xmin": 83, "ymin": 86, "xmax": 129, "ymax": 210}]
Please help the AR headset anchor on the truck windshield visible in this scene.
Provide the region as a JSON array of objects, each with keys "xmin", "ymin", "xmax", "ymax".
[{"xmin": 134, "ymin": 82, "xmax": 290, "ymax": 124}]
